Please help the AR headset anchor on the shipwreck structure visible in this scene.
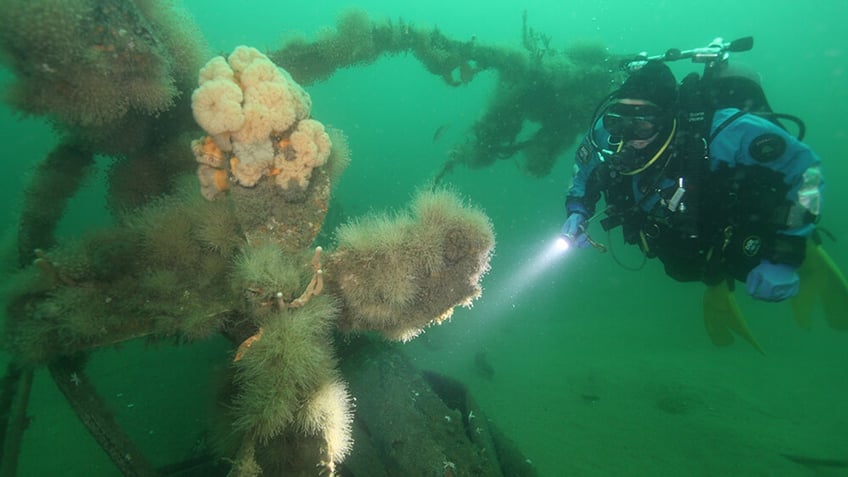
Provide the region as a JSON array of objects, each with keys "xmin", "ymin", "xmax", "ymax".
[{"xmin": 0, "ymin": 2, "xmax": 615, "ymax": 475}]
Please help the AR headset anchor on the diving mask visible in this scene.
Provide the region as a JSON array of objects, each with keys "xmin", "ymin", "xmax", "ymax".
[
  {"xmin": 602, "ymin": 113, "xmax": 660, "ymax": 140},
  {"xmin": 601, "ymin": 103, "xmax": 665, "ymax": 141}
]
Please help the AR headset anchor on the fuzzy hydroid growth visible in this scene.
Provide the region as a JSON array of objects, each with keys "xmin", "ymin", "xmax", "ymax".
[
  {"xmin": 231, "ymin": 242, "xmax": 307, "ymax": 299},
  {"xmin": 332, "ymin": 212, "xmax": 419, "ymax": 319},
  {"xmin": 327, "ymin": 188, "xmax": 494, "ymax": 341},
  {"xmin": 296, "ymin": 376, "xmax": 354, "ymax": 468},
  {"xmin": 325, "ymin": 128, "xmax": 351, "ymax": 189},
  {"xmin": 230, "ymin": 296, "xmax": 340, "ymax": 443}
]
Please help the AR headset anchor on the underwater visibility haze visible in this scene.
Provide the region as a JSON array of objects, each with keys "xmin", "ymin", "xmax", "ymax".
[{"xmin": 0, "ymin": 0, "xmax": 846, "ymax": 475}]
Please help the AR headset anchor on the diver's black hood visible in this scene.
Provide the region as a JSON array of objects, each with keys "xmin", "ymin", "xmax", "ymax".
[{"xmin": 614, "ymin": 60, "xmax": 678, "ymax": 110}]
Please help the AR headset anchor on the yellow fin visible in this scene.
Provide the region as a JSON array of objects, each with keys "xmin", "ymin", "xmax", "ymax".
[
  {"xmin": 790, "ymin": 241, "xmax": 824, "ymax": 329},
  {"xmin": 815, "ymin": 245, "xmax": 848, "ymax": 330},
  {"xmin": 703, "ymin": 282, "xmax": 766, "ymax": 355},
  {"xmin": 703, "ymin": 284, "xmax": 736, "ymax": 347},
  {"xmin": 791, "ymin": 242, "xmax": 848, "ymax": 330}
]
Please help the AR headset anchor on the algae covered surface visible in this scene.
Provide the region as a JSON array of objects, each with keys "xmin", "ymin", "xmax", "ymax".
[{"xmin": 1, "ymin": 0, "xmax": 846, "ymax": 475}]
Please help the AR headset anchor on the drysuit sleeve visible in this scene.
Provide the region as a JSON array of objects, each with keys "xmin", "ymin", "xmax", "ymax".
[
  {"xmin": 709, "ymin": 108, "xmax": 824, "ymax": 264},
  {"xmin": 565, "ymin": 127, "xmax": 606, "ymax": 217}
]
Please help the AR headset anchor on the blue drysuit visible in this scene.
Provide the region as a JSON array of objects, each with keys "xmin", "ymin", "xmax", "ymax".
[{"xmin": 565, "ymin": 108, "xmax": 823, "ymax": 284}]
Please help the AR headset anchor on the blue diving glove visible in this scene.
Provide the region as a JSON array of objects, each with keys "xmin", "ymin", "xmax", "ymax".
[
  {"xmin": 560, "ymin": 213, "xmax": 590, "ymax": 248},
  {"xmin": 745, "ymin": 260, "xmax": 800, "ymax": 302}
]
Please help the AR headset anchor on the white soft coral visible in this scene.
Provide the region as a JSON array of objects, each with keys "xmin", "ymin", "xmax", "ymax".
[
  {"xmin": 190, "ymin": 46, "xmax": 330, "ymax": 195},
  {"xmin": 275, "ymin": 119, "xmax": 332, "ymax": 190}
]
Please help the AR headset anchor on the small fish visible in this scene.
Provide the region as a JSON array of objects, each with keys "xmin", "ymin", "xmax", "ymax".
[
  {"xmin": 580, "ymin": 393, "xmax": 600, "ymax": 404},
  {"xmin": 780, "ymin": 452, "xmax": 848, "ymax": 469},
  {"xmin": 432, "ymin": 124, "xmax": 450, "ymax": 142},
  {"xmin": 473, "ymin": 350, "xmax": 494, "ymax": 380}
]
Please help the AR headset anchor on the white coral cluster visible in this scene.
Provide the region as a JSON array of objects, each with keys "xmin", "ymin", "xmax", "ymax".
[
  {"xmin": 276, "ymin": 119, "xmax": 332, "ymax": 190},
  {"xmin": 190, "ymin": 46, "xmax": 330, "ymax": 198}
]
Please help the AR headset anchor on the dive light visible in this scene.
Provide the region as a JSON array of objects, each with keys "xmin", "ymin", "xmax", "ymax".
[{"xmin": 557, "ymin": 223, "xmax": 607, "ymax": 253}]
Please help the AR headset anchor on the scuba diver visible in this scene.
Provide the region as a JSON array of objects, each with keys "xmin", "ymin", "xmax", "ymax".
[{"xmin": 560, "ymin": 37, "xmax": 848, "ymax": 353}]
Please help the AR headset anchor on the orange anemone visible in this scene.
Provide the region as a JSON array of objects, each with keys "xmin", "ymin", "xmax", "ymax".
[
  {"xmin": 213, "ymin": 169, "xmax": 229, "ymax": 191},
  {"xmin": 202, "ymin": 136, "xmax": 223, "ymax": 160}
]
